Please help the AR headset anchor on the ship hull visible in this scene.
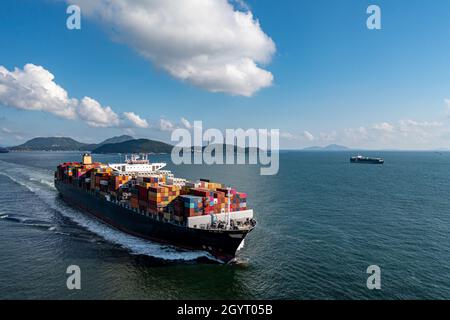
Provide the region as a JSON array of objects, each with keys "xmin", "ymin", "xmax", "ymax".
[
  {"xmin": 55, "ymin": 181, "xmax": 251, "ymax": 263},
  {"xmin": 350, "ymin": 158, "xmax": 384, "ymax": 164}
]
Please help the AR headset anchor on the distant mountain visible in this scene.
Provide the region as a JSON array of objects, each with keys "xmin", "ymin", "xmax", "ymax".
[
  {"xmin": 92, "ymin": 139, "xmax": 173, "ymax": 154},
  {"xmin": 302, "ymin": 144, "xmax": 350, "ymax": 151},
  {"xmin": 99, "ymin": 135, "xmax": 134, "ymax": 146},
  {"xmin": 0, "ymin": 147, "xmax": 9, "ymax": 153},
  {"xmin": 9, "ymin": 135, "xmax": 135, "ymax": 152},
  {"xmin": 84, "ymin": 135, "xmax": 134, "ymax": 150},
  {"xmin": 9, "ymin": 137, "xmax": 90, "ymax": 151}
]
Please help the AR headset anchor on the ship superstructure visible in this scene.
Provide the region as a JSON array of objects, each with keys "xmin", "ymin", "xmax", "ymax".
[{"xmin": 108, "ymin": 154, "xmax": 167, "ymax": 175}]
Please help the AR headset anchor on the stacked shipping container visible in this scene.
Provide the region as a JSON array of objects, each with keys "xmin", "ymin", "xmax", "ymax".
[{"xmin": 56, "ymin": 162, "xmax": 248, "ymax": 224}]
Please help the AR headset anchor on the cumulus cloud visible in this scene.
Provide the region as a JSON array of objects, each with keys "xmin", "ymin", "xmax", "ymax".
[
  {"xmin": 180, "ymin": 118, "xmax": 192, "ymax": 130},
  {"xmin": 373, "ymin": 122, "xmax": 395, "ymax": 133},
  {"xmin": 325, "ymin": 119, "xmax": 445, "ymax": 149},
  {"xmin": 78, "ymin": 97, "xmax": 120, "ymax": 127},
  {"xmin": 0, "ymin": 64, "xmax": 77, "ymax": 119},
  {"xmin": 279, "ymin": 131, "xmax": 295, "ymax": 140},
  {"xmin": 370, "ymin": 120, "xmax": 442, "ymax": 140},
  {"xmin": 158, "ymin": 118, "xmax": 176, "ymax": 132},
  {"xmin": 68, "ymin": 0, "xmax": 276, "ymax": 96},
  {"xmin": 123, "ymin": 112, "xmax": 150, "ymax": 128},
  {"xmin": 0, "ymin": 64, "xmax": 148, "ymax": 129},
  {"xmin": 261, "ymin": 130, "xmax": 315, "ymax": 143},
  {"xmin": 397, "ymin": 119, "xmax": 441, "ymax": 135},
  {"xmin": 155, "ymin": 118, "xmax": 198, "ymax": 132}
]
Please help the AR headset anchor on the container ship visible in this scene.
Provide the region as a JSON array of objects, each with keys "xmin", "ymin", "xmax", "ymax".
[
  {"xmin": 350, "ymin": 155, "xmax": 384, "ymax": 164},
  {"xmin": 54, "ymin": 154, "xmax": 256, "ymax": 263}
]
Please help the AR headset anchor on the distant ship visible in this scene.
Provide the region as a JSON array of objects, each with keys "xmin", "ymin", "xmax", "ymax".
[{"xmin": 350, "ymin": 155, "xmax": 384, "ymax": 164}]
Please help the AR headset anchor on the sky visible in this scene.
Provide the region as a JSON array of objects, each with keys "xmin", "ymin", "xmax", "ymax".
[{"xmin": 1, "ymin": 0, "xmax": 450, "ymax": 150}]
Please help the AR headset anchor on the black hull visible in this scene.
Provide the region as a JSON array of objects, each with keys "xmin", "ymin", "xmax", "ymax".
[
  {"xmin": 350, "ymin": 159, "xmax": 384, "ymax": 164},
  {"xmin": 55, "ymin": 181, "xmax": 252, "ymax": 262}
]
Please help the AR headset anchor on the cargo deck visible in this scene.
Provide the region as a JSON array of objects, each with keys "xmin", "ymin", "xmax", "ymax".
[{"xmin": 55, "ymin": 154, "xmax": 256, "ymax": 262}]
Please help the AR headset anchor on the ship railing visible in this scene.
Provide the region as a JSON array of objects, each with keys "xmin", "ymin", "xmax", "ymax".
[{"xmin": 200, "ymin": 218, "xmax": 256, "ymax": 231}]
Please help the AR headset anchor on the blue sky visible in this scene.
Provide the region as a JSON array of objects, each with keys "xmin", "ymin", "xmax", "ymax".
[{"xmin": 1, "ymin": 0, "xmax": 450, "ymax": 149}]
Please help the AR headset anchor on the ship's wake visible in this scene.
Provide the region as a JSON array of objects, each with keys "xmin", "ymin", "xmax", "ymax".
[{"xmin": 0, "ymin": 160, "xmax": 218, "ymax": 262}]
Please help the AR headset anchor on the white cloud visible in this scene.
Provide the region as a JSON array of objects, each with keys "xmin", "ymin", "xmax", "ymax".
[
  {"xmin": 444, "ymin": 99, "xmax": 450, "ymax": 116},
  {"xmin": 158, "ymin": 118, "xmax": 176, "ymax": 132},
  {"xmin": 320, "ymin": 119, "xmax": 445, "ymax": 149},
  {"xmin": 261, "ymin": 130, "xmax": 314, "ymax": 143},
  {"xmin": 279, "ymin": 131, "xmax": 295, "ymax": 140},
  {"xmin": 68, "ymin": 0, "xmax": 276, "ymax": 96},
  {"xmin": 78, "ymin": 97, "xmax": 120, "ymax": 128},
  {"xmin": 123, "ymin": 112, "xmax": 149, "ymax": 128},
  {"xmin": 302, "ymin": 131, "xmax": 314, "ymax": 141},
  {"xmin": 155, "ymin": 117, "xmax": 196, "ymax": 132},
  {"xmin": 342, "ymin": 126, "xmax": 370, "ymax": 146},
  {"xmin": 0, "ymin": 64, "xmax": 77, "ymax": 119},
  {"xmin": 123, "ymin": 128, "xmax": 135, "ymax": 136},
  {"xmin": 319, "ymin": 131, "xmax": 338, "ymax": 142},
  {"xmin": 373, "ymin": 122, "xmax": 395, "ymax": 133},
  {"xmin": 180, "ymin": 117, "xmax": 192, "ymax": 129},
  {"xmin": 0, "ymin": 64, "xmax": 148, "ymax": 129},
  {"xmin": 398, "ymin": 119, "xmax": 441, "ymax": 134},
  {"xmin": 1, "ymin": 126, "xmax": 25, "ymax": 141}
]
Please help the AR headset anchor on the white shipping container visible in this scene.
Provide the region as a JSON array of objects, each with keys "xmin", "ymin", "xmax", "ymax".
[{"xmin": 186, "ymin": 210, "xmax": 253, "ymax": 228}]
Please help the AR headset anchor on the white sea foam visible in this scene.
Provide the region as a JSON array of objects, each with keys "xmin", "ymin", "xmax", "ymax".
[
  {"xmin": 0, "ymin": 171, "xmax": 36, "ymax": 192},
  {"xmin": 237, "ymin": 239, "xmax": 245, "ymax": 251},
  {"xmin": 29, "ymin": 176, "xmax": 56, "ymax": 189},
  {"xmin": 0, "ymin": 160, "xmax": 216, "ymax": 262}
]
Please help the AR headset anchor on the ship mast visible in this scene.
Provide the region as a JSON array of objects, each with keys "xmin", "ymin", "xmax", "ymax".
[{"xmin": 227, "ymin": 186, "xmax": 231, "ymax": 230}]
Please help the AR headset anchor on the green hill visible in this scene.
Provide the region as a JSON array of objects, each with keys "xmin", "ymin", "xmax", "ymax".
[
  {"xmin": 92, "ymin": 139, "xmax": 173, "ymax": 154},
  {"xmin": 84, "ymin": 135, "xmax": 134, "ymax": 150},
  {"xmin": 10, "ymin": 137, "xmax": 89, "ymax": 151},
  {"xmin": 9, "ymin": 135, "xmax": 134, "ymax": 151}
]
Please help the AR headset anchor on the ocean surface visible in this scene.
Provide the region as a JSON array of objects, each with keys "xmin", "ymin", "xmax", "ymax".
[{"xmin": 1, "ymin": 151, "xmax": 450, "ymax": 299}]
